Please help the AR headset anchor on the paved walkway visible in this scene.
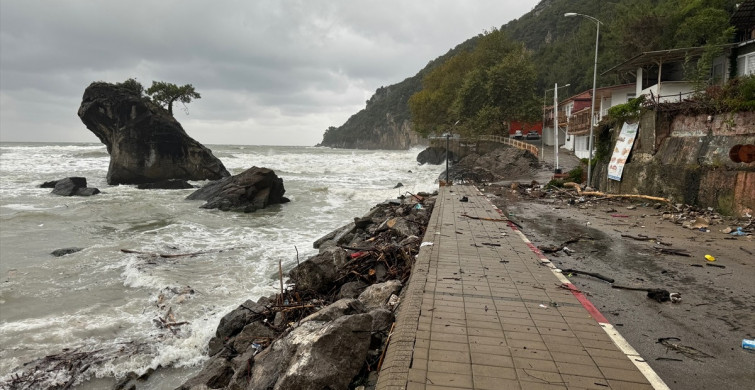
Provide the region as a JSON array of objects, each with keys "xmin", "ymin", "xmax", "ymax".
[{"xmin": 376, "ymin": 185, "xmax": 667, "ymax": 390}]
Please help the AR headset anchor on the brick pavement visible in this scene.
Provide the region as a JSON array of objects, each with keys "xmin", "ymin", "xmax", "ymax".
[{"xmin": 376, "ymin": 185, "xmax": 666, "ymax": 390}]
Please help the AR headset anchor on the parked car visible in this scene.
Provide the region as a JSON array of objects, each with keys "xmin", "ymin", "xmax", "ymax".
[
  {"xmin": 512, "ymin": 130, "xmax": 523, "ymax": 139},
  {"xmin": 525, "ymin": 131, "xmax": 540, "ymax": 140}
]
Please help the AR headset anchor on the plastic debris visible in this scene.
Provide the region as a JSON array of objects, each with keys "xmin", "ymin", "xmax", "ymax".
[
  {"xmin": 730, "ymin": 227, "xmax": 746, "ymax": 236},
  {"xmin": 743, "ymin": 339, "xmax": 755, "ymax": 351},
  {"xmin": 704, "ymin": 254, "xmax": 716, "ymax": 262},
  {"xmin": 420, "ymin": 242, "xmax": 434, "ymax": 247}
]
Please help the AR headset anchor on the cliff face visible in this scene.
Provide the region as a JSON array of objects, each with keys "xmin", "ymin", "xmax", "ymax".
[{"xmin": 317, "ymin": 79, "xmax": 427, "ymax": 150}]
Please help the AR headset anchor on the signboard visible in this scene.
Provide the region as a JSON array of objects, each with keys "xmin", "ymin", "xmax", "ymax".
[{"xmin": 608, "ymin": 122, "xmax": 639, "ymax": 181}]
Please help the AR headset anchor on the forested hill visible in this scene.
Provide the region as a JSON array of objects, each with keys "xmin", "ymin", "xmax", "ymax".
[{"xmin": 317, "ymin": 0, "xmax": 740, "ymax": 149}]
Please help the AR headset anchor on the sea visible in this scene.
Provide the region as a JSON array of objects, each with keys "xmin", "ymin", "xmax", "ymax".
[{"xmin": 0, "ymin": 142, "xmax": 443, "ymax": 388}]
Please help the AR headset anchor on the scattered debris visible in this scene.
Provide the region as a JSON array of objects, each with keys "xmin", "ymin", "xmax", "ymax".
[
  {"xmin": 654, "ymin": 247, "xmax": 691, "ymax": 257},
  {"xmin": 561, "ymin": 268, "xmax": 614, "ymax": 283},
  {"xmin": 657, "ymin": 337, "xmax": 714, "ymax": 361}
]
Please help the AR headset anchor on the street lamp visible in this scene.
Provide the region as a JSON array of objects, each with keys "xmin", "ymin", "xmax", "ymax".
[
  {"xmin": 445, "ymin": 120, "xmax": 460, "ymax": 185},
  {"xmin": 565, "ymin": 12, "xmax": 601, "ymax": 187},
  {"xmin": 543, "ymin": 83, "xmax": 570, "ymax": 164}
]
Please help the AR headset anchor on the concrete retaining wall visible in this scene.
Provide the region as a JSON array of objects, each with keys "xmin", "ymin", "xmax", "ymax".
[{"xmin": 596, "ymin": 111, "xmax": 754, "ymax": 215}]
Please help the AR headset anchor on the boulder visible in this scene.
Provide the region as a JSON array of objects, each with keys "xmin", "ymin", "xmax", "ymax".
[
  {"xmin": 417, "ymin": 146, "xmax": 454, "ymax": 165},
  {"xmin": 51, "ymin": 247, "xmax": 84, "ymax": 257},
  {"xmin": 207, "ymin": 299, "xmax": 267, "ymax": 356},
  {"xmin": 300, "ymin": 298, "xmax": 365, "ymax": 324},
  {"xmin": 49, "ymin": 177, "xmax": 100, "ymax": 197},
  {"xmin": 337, "ymin": 280, "xmax": 368, "ymax": 299},
  {"xmin": 288, "ymin": 247, "xmax": 348, "ymax": 293},
  {"xmin": 368, "ymin": 308, "xmax": 395, "ymax": 332},
  {"xmin": 77, "ymin": 81, "xmax": 230, "ymax": 185},
  {"xmin": 177, "ymin": 355, "xmax": 235, "ymax": 390},
  {"xmin": 186, "ymin": 166, "xmax": 290, "ymax": 212},
  {"xmin": 358, "ymin": 280, "xmax": 403, "ymax": 310},
  {"xmin": 137, "ymin": 179, "xmax": 194, "ymax": 190},
  {"xmin": 248, "ymin": 314, "xmax": 373, "ymax": 390}
]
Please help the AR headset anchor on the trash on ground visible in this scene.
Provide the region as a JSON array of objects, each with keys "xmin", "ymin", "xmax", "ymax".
[
  {"xmin": 657, "ymin": 337, "xmax": 714, "ymax": 361},
  {"xmin": 561, "ymin": 268, "xmax": 614, "ymax": 283},
  {"xmin": 705, "ymin": 254, "xmax": 716, "ymax": 262},
  {"xmin": 743, "ymin": 339, "xmax": 755, "ymax": 351}
]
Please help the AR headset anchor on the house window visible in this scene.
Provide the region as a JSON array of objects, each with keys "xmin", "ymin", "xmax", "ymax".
[
  {"xmin": 738, "ymin": 52, "xmax": 755, "ymax": 76},
  {"xmin": 626, "ymin": 93, "xmax": 636, "ymax": 102}
]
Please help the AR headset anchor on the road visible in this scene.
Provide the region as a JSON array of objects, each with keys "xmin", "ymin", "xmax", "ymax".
[{"xmin": 483, "ymin": 181, "xmax": 755, "ymax": 390}]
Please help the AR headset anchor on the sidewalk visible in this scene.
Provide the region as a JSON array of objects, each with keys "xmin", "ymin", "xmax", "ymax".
[{"xmin": 376, "ymin": 185, "xmax": 666, "ymax": 390}]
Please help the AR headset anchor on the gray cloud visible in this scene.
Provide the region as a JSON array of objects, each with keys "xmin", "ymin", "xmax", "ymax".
[{"xmin": 1, "ymin": 0, "xmax": 539, "ymax": 146}]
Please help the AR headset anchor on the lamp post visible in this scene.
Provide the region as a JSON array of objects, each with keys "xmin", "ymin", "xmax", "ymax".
[
  {"xmin": 545, "ymin": 83, "xmax": 570, "ymax": 170},
  {"xmin": 445, "ymin": 120, "xmax": 460, "ymax": 185},
  {"xmin": 565, "ymin": 12, "xmax": 601, "ymax": 187}
]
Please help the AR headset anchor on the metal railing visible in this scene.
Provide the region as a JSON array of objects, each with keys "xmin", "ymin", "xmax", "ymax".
[
  {"xmin": 477, "ymin": 135, "xmax": 539, "ymax": 156},
  {"xmin": 428, "ymin": 134, "xmax": 539, "ymax": 158}
]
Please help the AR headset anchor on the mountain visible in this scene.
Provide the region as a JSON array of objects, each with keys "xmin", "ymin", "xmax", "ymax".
[{"xmin": 317, "ymin": 0, "xmax": 740, "ymax": 149}]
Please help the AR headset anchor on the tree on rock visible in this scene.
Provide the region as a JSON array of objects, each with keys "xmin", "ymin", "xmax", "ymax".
[{"xmin": 146, "ymin": 81, "xmax": 201, "ymax": 115}]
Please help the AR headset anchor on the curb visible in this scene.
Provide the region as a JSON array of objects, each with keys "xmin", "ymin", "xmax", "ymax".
[{"xmin": 483, "ymin": 192, "xmax": 671, "ymax": 390}]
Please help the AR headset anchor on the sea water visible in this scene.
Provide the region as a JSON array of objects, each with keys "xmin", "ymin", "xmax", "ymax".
[{"xmin": 0, "ymin": 142, "xmax": 442, "ymax": 388}]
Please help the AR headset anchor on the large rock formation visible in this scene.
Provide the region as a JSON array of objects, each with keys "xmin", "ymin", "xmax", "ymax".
[
  {"xmin": 77, "ymin": 81, "xmax": 230, "ymax": 185},
  {"xmin": 317, "ymin": 83, "xmax": 427, "ymax": 150},
  {"xmin": 186, "ymin": 166, "xmax": 289, "ymax": 212}
]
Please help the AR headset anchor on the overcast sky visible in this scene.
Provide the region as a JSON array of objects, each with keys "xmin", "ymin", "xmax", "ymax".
[{"xmin": 1, "ymin": 0, "xmax": 540, "ymax": 146}]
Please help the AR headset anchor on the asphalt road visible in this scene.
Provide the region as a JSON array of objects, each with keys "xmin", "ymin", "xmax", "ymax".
[{"xmin": 484, "ymin": 189, "xmax": 755, "ymax": 390}]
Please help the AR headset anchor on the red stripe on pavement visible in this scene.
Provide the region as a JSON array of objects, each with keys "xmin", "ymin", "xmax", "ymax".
[{"xmin": 564, "ymin": 283, "xmax": 609, "ymax": 323}]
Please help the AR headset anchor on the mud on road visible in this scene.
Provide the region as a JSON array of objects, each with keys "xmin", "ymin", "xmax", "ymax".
[{"xmin": 482, "ymin": 185, "xmax": 755, "ymax": 390}]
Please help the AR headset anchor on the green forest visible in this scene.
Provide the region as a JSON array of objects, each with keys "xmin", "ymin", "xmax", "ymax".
[{"xmin": 319, "ymin": 0, "xmax": 743, "ymax": 146}]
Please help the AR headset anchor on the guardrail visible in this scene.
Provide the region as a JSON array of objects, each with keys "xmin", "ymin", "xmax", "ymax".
[
  {"xmin": 477, "ymin": 135, "xmax": 539, "ymax": 156},
  {"xmin": 429, "ymin": 135, "xmax": 539, "ymax": 159}
]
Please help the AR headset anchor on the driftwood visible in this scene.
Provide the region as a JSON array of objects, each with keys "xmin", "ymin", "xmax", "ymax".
[
  {"xmin": 654, "ymin": 247, "xmax": 691, "ymax": 257},
  {"xmin": 120, "ymin": 247, "xmax": 238, "ymax": 258},
  {"xmin": 460, "ymin": 213, "xmax": 509, "ymax": 222},
  {"xmin": 612, "ymin": 285, "xmax": 680, "ymax": 303},
  {"xmin": 538, "ymin": 236, "xmax": 586, "ymax": 253},
  {"xmin": 621, "ymin": 234, "xmax": 671, "ymax": 246},
  {"xmin": 657, "ymin": 337, "xmax": 714, "ymax": 361},
  {"xmin": 561, "ymin": 268, "xmax": 614, "ymax": 283},
  {"xmin": 562, "ymin": 182, "xmax": 670, "ymax": 203}
]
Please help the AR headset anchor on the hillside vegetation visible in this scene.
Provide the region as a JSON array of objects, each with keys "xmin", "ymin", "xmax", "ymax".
[{"xmin": 318, "ymin": 0, "xmax": 740, "ymax": 148}]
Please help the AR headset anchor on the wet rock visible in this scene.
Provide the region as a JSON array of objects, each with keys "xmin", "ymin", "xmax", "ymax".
[
  {"xmin": 368, "ymin": 308, "xmax": 394, "ymax": 332},
  {"xmin": 208, "ymin": 299, "xmax": 267, "ymax": 356},
  {"xmin": 300, "ymin": 298, "xmax": 365, "ymax": 324},
  {"xmin": 231, "ymin": 321, "xmax": 278, "ymax": 355},
  {"xmin": 186, "ymin": 166, "xmax": 289, "ymax": 212},
  {"xmin": 288, "ymin": 247, "xmax": 348, "ymax": 293},
  {"xmin": 77, "ymin": 81, "xmax": 229, "ymax": 185},
  {"xmin": 338, "ymin": 280, "xmax": 369, "ymax": 299},
  {"xmin": 50, "ymin": 177, "xmax": 100, "ymax": 197},
  {"xmin": 177, "ymin": 355, "xmax": 235, "ymax": 390},
  {"xmin": 136, "ymin": 179, "xmax": 194, "ymax": 190},
  {"xmin": 417, "ymin": 146, "xmax": 454, "ymax": 165},
  {"xmin": 358, "ymin": 280, "xmax": 403, "ymax": 310},
  {"xmin": 248, "ymin": 314, "xmax": 373, "ymax": 390},
  {"xmin": 51, "ymin": 247, "xmax": 84, "ymax": 257}
]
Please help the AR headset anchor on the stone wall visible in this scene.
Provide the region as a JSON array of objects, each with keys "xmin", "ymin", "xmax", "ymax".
[{"xmin": 596, "ymin": 111, "xmax": 755, "ymax": 215}]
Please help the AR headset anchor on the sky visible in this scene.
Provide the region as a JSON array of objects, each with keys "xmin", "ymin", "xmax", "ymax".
[{"xmin": 1, "ymin": 0, "xmax": 540, "ymax": 146}]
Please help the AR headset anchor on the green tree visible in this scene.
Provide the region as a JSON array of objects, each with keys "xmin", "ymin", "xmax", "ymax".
[
  {"xmin": 146, "ymin": 81, "xmax": 201, "ymax": 115},
  {"xmin": 409, "ymin": 29, "xmax": 539, "ymax": 138},
  {"xmin": 118, "ymin": 78, "xmax": 145, "ymax": 96}
]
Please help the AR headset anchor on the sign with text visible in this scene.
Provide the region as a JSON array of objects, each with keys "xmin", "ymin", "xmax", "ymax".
[{"xmin": 608, "ymin": 122, "xmax": 639, "ymax": 181}]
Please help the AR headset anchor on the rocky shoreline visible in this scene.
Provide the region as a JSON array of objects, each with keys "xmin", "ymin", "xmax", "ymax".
[{"xmin": 149, "ymin": 192, "xmax": 437, "ymax": 390}]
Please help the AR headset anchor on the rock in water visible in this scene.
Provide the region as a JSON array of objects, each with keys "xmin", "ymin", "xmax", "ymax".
[
  {"xmin": 77, "ymin": 81, "xmax": 230, "ymax": 185},
  {"xmin": 186, "ymin": 166, "xmax": 290, "ymax": 212},
  {"xmin": 49, "ymin": 177, "xmax": 100, "ymax": 196},
  {"xmin": 417, "ymin": 146, "xmax": 454, "ymax": 165}
]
